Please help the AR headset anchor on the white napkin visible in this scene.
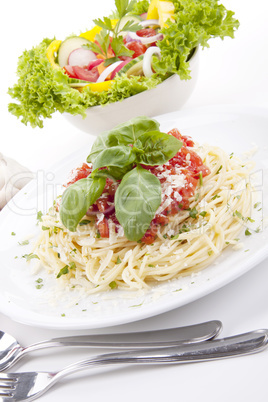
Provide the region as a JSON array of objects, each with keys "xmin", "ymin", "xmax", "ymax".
[{"xmin": 0, "ymin": 153, "xmax": 33, "ymax": 209}]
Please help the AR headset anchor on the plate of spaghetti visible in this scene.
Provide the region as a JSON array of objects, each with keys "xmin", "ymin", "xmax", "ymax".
[{"xmin": 0, "ymin": 105, "xmax": 267, "ymax": 329}]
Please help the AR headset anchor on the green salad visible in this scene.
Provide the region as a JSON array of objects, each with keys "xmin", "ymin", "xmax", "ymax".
[{"xmin": 8, "ymin": 0, "xmax": 239, "ymax": 128}]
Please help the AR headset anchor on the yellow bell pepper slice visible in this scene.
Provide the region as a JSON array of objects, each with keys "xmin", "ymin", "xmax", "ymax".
[
  {"xmin": 158, "ymin": 1, "xmax": 175, "ymax": 27},
  {"xmin": 46, "ymin": 40, "xmax": 62, "ymax": 69},
  {"xmin": 81, "ymin": 80, "xmax": 115, "ymax": 92},
  {"xmin": 80, "ymin": 19, "xmax": 118, "ymax": 42},
  {"xmin": 147, "ymin": 0, "xmax": 159, "ymax": 20},
  {"xmin": 80, "ymin": 26, "xmax": 102, "ymax": 42},
  {"xmin": 147, "ymin": 1, "xmax": 175, "ymax": 28}
]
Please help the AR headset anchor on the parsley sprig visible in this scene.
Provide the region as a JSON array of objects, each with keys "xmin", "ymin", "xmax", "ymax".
[{"xmin": 84, "ymin": 0, "xmax": 142, "ymax": 66}]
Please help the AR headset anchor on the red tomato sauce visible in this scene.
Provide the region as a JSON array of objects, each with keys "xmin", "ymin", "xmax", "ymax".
[{"xmin": 64, "ymin": 129, "xmax": 210, "ymax": 244}]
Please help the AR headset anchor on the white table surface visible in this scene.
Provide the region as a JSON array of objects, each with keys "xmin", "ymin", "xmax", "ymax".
[{"xmin": 1, "ymin": 1, "xmax": 268, "ymax": 401}]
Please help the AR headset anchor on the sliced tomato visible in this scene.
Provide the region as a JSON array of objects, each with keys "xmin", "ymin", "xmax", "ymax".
[
  {"xmin": 72, "ymin": 66, "xmax": 99, "ymax": 82},
  {"xmin": 65, "ymin": 163, "xmax": 92, "ymax": 187},
  {"xmin": 97, "ymin": 217, "xmax": 109, "ymax": 238},
  {"xmin": 136, "ymin": 28, "xmax": 157, "ymax": 38},
  {"xmin": 63, "ymin": 65, "xmax": 78, "ymax": 79},
  {"xmin": 125, "ymin": 41, "xmax": 147, "ymax": 58}
]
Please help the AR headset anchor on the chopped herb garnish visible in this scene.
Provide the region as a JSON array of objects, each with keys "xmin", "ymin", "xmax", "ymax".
[
  {"xmin": 69, "ymin": 262, "xmax": 76, "ymax": 270},
  {"xmin": 37, "ymin": 211, "xmax": 43, "ymax": 222},
  {"xmin": 189, "ymin": 207, "xmax": 198, "ymax": 219},
  {"xmin": 254, "ymin": 202, "xmax": 261, "ymax": 209},
  {"xmin": 22, "ymin": 253, "xmax": 40, "ymax": 261},
  {"xmin": 36, "ymin": 278, "xmax": 43, "ymax": 283},
  {"xmin": 208, "ymin": 250, "xmax": 213, "ymax": 256},
  {"xmin": 163, "ymin": 234, "xmax": 168, "ymax": 239},
  {"xmin": 200, "ymin": 211, "xmax": 207, "ymax": 217},
  {"xmin": 235, "ymin": 210, "xmax": 243, "ymax": 219},
  {"xmin": 216, "ymin": 165, "xmax": 222, "ymax": 174},
  {"xmin": 35, "ymin": 284, "xmax": 43, "ymax": 289},
  {"xmin": 148, "ymin": 264, "xmax": 155, "ymax": 267},
  {"xmin": 245, "ymin": 228, "xmax": 252, "ymax": 236},
  {"xmin": 230, "ymin": 152, "xmax": 234, "ymax": 159},
  {"xmin": 115, "ymin": 257, "xmax": 121, "ymax": 264},
  {"xmin": 129, "ymin": 301, "xmax": 144, "ymax": 308},
  {"xmin": 255, "ymin": 227, "xmax": 261, "ymax": 233},
  {"xmin": 96, "ymin": 231, "xmax": 101, "ymax": 239},
  {"xmin": 41, "ymin": 226, "xmax": 50, "ymax": 231},
  {"xmin": 109, "ymin": 281, "xmax": 117, "ymax": 289},
  {"xmin": 212, "ymin": 194, "xmax": 220, "ymax": 200},
  {"xmin": 199, "ymin": 172, "xmax": 203, "ymax": 186},
  {"xmin": 56, "ymin": 265, "xmax": 69, "ymax": 278},
  {"xmin": 53, "ymin": 226, "xmax": 63, "ymax": 234},
  {"xmin": 11, "ymin": 232, "xmax": 16, "ymax": 236},
  {"xmin": 225, "ymin": 241, "xmax": 230, "ymax": 245},
  {"xmin": 18, "ymin": 240, "xmax": 29, "ymax": 246},
  {"xmin": 246, "ymin": 217, "xmax": 255, "ymax": 223},
  {"xmin": 173, "ymin": 288, "xmax": 183, "ymax": 292},
  {"xmin": 195, "ymin": 193, "xmax": 200, "ymax": 201},
  {"xmin": 61, "ymin": 313, "xmax": 66, "ymax": 317}
]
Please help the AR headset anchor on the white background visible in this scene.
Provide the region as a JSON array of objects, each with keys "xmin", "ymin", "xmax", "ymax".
[{"xmin": 1, "ymin": 1, "xmax": 268, "ymax": 401}]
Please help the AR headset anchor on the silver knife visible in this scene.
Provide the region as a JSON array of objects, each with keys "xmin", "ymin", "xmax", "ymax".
[{"xmin": 0, "ymin": 320, "xmax": 221, "ymax": 371}]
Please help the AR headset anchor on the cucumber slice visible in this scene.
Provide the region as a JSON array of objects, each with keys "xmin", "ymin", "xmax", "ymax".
[
  {"xmin": 58, "ymin": 36, "xmax": 91, "ymax": 68},
  {"xmin": 117, "ymin": 55, "xmax": 144, "ymax": 77},
  {"xmin": 68, "ymin": 77, "xmax": 91, "ymax": 88}
]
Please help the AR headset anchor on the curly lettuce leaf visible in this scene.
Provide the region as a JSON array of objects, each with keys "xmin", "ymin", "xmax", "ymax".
[
  {"xmin": 154, "ymin": 0, "xmax": 239, "ymax": 79},
  {"xmin": 130, "ymin": 0, "xmax": 149, "ymax": 15}
]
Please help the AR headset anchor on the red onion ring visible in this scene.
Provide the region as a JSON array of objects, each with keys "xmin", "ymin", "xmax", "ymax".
[
  {"xmin": 127, "ymin": 31, "xmax": 163, "ymax": 45},
  {"xmin": 140, "ymin": 19, "xmax": 160, "ymax": 27}
]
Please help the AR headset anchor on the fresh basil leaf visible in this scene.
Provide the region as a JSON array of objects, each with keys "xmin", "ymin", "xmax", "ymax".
[
  {"xmin": 87, "ymin": 131, "xmax": 117, "ymax": 164},
  {"xmin": 87, "ymin": 116, "xmax": 160, "ymax": 163},
  {"xmin": 60, "ymin": 177, "xmax": 106, "ymax": 232},
  {"xmin": 106, "ymin": 116, "xmax": 160, "ymax": 146},
  {"xmin": 115, "ymin": 165, "xmax": 161, "ymax": 241},
  {"xmin": 93, "ymin": 145, "xmax": 136, "ymax": 170},
  {"xmin": 133, "ymin": 131, "xmax": 182, "ymax": 165},
  {"xmin": 107, "ymin": 165, "xmax": 133, "ymax": 180}
]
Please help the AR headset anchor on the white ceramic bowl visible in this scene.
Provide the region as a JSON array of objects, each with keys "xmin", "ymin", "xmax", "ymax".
[{"xmin": 64, "ymin": 47, "xmax": 199, "ymax": 135}]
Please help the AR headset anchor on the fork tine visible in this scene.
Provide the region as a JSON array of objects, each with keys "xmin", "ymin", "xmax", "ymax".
[{"xmin": 0, "ymin": 375, "xmax": 17, "ymax": 401}]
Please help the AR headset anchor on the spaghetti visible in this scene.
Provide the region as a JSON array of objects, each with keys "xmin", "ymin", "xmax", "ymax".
[{"xmin": 34, "ymin": 139, "xmax": 254, "ymax": 294}]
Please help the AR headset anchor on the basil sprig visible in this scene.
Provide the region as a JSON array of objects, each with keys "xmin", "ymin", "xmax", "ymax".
[{"xmin": 60, "ymin": 117, "xmax": 182, "ymax": 240}]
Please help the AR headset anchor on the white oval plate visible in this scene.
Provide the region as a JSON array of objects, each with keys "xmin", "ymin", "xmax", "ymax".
[{"xmin": 0, "ymin": 105, "xmax": 267, "ymax": 330}]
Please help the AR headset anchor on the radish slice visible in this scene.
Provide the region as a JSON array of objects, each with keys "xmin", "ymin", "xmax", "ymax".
[
  {"xmin": 140, "ymin": 13, "xmax": 148, "ymax": 20},
  {"xmin": 143, "ymin": 46, "xmax": 161, "ymax": 77},
  {"xmin": 88, "ymin": 59, "xmax": 103, "ymax": 70},
  {"xmin": 97, "ymin": 61, "xmax": 123, "ymax": 83},
  {"xmin": 140, "ymin": 19, "xmax": 160, "ymax": 27},
  {"xmin": 68, "ymin": 48, "xmax": 97, "ymax": 66},
  {"xmin": 127, "ymin": 31, "xmax": 163, "ymax": 45}
]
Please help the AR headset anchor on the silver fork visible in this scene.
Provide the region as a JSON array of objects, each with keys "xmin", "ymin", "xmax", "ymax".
[{"xmin": 0, "ymin": 329, "xmax": 267, "ymax": 402}]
